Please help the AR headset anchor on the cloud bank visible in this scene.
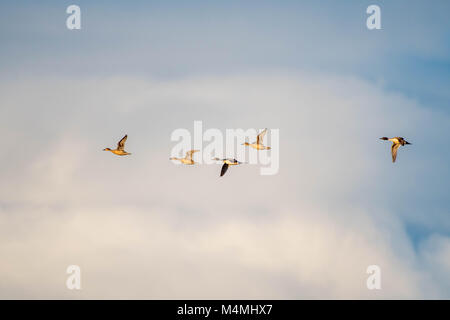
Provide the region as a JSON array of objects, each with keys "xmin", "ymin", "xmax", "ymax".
[{"xmin": 0, "ymin": 72, "xmax": 449, "ymax": 298}]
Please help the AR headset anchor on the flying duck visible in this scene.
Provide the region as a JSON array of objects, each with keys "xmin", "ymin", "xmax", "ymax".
[
  {"xmin": 170, "ymin": 150, "xmax": 200, "ymax": 165},
  {"xmin": 242, "ymin": 128, "xmax": 271, "ymax": 150},
  {"xmin": 103, "ymin": 135, "xmax": 131, "ymax": 156},
  {"xmin": 379, "ymin": 137, "xmax": 411, "ymax": 163},
  {"xmin": 212, "ymin": 158, "xmax": 244, "ymax": 177}
]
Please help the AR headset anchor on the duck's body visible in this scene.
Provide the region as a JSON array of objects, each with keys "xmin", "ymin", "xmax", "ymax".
[
  {"xmin": 104, "ymin": 135, "xmax": 131, "ymax": 156},
  {"xmin": 243, "ymin": 128, "xmax": 271, "ymax": 150},
  {"xmin": 107, "ymin": 149, "xmax": 131, "ymax": 156},
  {"xmin": 380, "ymin": 136, "xmax": 411, "ymax": 163},
  {"xmin": 170, "ymin": 150, "xmax": 199, "ymax": 165},
  {"xmin": 213, "ymin": 158, "xmax": 243, "ymax": 177}
]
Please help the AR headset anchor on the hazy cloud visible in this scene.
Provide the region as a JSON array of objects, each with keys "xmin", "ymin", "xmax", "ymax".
[{"xmin": 0, "ymin": 73, "xmax": 448, "ymax": 298}]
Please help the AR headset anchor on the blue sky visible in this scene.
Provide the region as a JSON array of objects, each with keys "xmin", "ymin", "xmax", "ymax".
[
  {"xmin": 1, "ymin": 0, "xmax": 449, "ymax": 110},
  {"xmin": 0, "ymin": 1, "xmax": 449, "ymax": 298}
]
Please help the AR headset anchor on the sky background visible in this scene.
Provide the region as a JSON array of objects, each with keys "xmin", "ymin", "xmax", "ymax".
[{"xmin": 0, "ymin": 0, "xmax": 449, "ymax": 298}]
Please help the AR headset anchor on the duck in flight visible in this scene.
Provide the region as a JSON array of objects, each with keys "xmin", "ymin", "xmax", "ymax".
[
  {"xmin": 242, "ymin": 128, "xmax": 271, "ymax": 150},
  {"xmin": 213, "ymin": 158, "xmax": 244, "ymax": 177},
  {"xmin": 103, "ymin": 135, "xmax": 131, "ymax": 156},
  {"xmin": 379, "ymin": 137, "xmax": 411, "ymax": 163},
  {"xmin": 170, "ymin": 150, "xmax": 200, "ymax": 165}
]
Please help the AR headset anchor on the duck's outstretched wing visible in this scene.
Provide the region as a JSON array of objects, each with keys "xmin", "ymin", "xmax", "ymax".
[
  {"xmin": 185, "ymin": 149, "xmax": 199, "ymax": 161},
  {"xmin": 391, "ymin": 143, "xmax": 400, "ymax": 163},
  {"xmin": 220, "ymin": 163, "xmax": 229, "ymax": 177},
  {"xmin": 117, "ymin": 135, "xmax": 128, "ymax": 151},
  {"xmin": 256, "ymin": 128, "xmax": 268, "ymax": 145}
]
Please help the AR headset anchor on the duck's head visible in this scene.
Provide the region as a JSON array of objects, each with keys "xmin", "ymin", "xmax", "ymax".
[
  {"xmin": 266, "ymin": 146, "xmax": 271, "ymax": 150},
  {"xmin": 379, "ymin": 137, "xmax": 389, "ymax": 140},
  {"xmin": 103, "ymin": 148, "xmax": 111, "ymax": 151},
  {"xmin": 242, "ymin": 142, "xmax": 250, "ymax": 146}
]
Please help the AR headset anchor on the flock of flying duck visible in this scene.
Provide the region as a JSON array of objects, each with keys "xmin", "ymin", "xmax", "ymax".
[{"xmin": 103, "ymin": 130, "xmax": 412, "ymax": 177}]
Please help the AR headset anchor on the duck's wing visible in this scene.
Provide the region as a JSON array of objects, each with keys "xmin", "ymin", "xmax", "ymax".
[
  {"xmin": 185, "ymin": 149, "xmax": 199, "ymax": 161},
  {"xmin": 117, "ymin": 135, "xmax": 128, "ymax": 151},
  {"xmin": 220, "ymin": 163, "xmax": 229, "ymax": 177},
  {"xmin": 256, "ymin": 128, "xmax": 268, "ymax": 145},
  {"xmin": 391, "ymin": 143, "xmax": 400, "ymax": 163}
]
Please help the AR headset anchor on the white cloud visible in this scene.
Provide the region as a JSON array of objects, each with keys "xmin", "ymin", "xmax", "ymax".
[
  {"xmin": 0, "ymin": 72, "xmax": 448, "ymax": 298},
  {"xmin": 0, "ymin": 206, "xmax": 430, "ymax": 299}
]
